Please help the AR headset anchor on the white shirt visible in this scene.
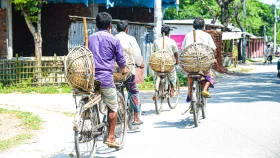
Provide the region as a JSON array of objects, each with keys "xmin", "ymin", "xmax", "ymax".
[
  {"xmin": 153, "ymin": 36, "xmax": 179, "ymax": 55},
  {"xmin": 182, "ymin": 30, "xmax": 216, "ymax": 50},
  {"xmin": 115, "ymin": 32, "xmax": 142, "ymax": 75}
]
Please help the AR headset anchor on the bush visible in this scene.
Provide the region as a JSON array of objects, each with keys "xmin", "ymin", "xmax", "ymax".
[{"xmin": 177, "ymin": 72, "xmax": 188, "ymax": 86}]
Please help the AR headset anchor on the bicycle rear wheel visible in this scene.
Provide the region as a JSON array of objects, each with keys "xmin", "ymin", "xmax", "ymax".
[
  {"xmin": 115, "ymin": 92, "xmax": 128, "ymax": 149},
  {"xmin": 74, "ymin": 98, "xmax": 99, "ymax": 158},
  {"xmin": 167, "ymin": 78, "xmax": 180, "ymax": 109},
  {"xmin": 192, "ymin": 81, "xmax": 200, "ymax": 127},
  {"xmin": 155, "ymin": 80, "xmax": 164, "ymax": 115}
]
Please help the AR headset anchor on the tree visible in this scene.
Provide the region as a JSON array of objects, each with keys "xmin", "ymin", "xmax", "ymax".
[
  {"xmin": 200, "ymin": 0, "xmax": 244, "ymax": 28},
  {"xmin": 11, "ymin": 0, "xmax": 45, "ymax": 80}
]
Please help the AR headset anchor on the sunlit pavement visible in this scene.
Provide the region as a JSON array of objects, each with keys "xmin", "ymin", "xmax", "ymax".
[{"xmin": 0, "ymin": 60, "xmax": 280, "ymax": 158}]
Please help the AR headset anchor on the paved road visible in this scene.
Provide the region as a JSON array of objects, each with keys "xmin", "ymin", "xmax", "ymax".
[{"xmin": 0, "ymin": 61, "xmax": 280, "ymax": 158}]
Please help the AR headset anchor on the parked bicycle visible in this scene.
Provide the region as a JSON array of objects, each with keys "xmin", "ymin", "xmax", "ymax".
[
  {"xmin": 72, "ymin": 80, "xmax": 127, "ymax": 158},
  {"xmin": 182, "ymin": 73, "xmax": 207, "ymax": 127},
  {"xmin": 154, "ymin": 72, "xmax": 180, "ymax": 114}
]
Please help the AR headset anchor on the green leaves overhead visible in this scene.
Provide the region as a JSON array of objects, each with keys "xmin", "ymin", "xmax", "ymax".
[
  {"xmin": 164, "ymin": 0, "xmax": 278, "ymax": 42},
  {"xmin": 11, "ymin": 0, "xmax": 45, "ymax": 22}
]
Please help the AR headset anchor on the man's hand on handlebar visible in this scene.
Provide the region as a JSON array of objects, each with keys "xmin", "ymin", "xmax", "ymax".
[
  {"xmin": 139, "ymin": 63, "xmax": 145, "ymax": 69},
  {"xmin": 120, "ymin": 65, "xmax": 129, "ymax": 75}
]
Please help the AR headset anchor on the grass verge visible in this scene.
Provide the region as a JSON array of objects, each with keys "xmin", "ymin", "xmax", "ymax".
[
  {"xmin": 0, "ymin": 108, "xmax": 43, "ymax": 151},
  {"xmin": 62, "ymin": 112, "xmax": 75, "ymax": 117}
]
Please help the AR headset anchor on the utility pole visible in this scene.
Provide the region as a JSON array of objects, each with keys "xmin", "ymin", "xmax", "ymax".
[
  {"xmin": 274, "ymin": 1, "xmax": 278, "ymax": 54},
  {"xmin": 154, "ymin": 0, "xmax": 162, "ymax": 42},
  {"xmin": 242, "ymin": 0, "xmax": 246, "ymax": 63}
]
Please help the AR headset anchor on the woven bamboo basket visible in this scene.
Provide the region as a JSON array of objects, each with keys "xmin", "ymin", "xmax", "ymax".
[
  {"xmin": 180, "ymin": 43, "xmax": 215, "ymax": 73},
  {"xmin": 149, "ymin": 50, "xmax": 175, "ymax": 73},
  {"xmin": 113, "ymin": 63, "xmax": 132, "ymax": 81},
  {"xmin": 65, "ymin": 46, "xmax": 95, "ymax": 92}
]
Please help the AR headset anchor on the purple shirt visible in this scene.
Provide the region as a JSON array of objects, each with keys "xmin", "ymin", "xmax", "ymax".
[{"xmin": 88, "ymin": 29, "xmax": 126, "ymax": 88}]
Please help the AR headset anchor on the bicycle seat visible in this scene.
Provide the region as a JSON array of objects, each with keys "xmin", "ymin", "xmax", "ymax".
[
  {"xmin": 157, "ymin": 72, "xmax": 167, "ymax": 77},
  {"xmin": 114, "ymin": 81, "xmax": 125, "ymax": 88},
  {"xmin": 188, "ymin": 73, "xmax": 203, "ymax": 79}
]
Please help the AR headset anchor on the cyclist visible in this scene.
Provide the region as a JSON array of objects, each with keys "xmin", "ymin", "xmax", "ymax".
[
  {"xmin": 115, "ymin": 20, "xmax": 144, "ymax": 125},
  {"xmin": 182, "ymin": 17, "xmax": 216, "ymax": 101},
  {"xmin": 152, "ymin": 24, "xmax": 179, "ymax": 100},
  {"xmin": 88, "ymin": 12, "xmax": 128, "ymax": 149}
]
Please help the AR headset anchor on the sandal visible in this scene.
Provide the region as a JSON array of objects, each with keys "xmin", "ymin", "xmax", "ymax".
[
  {"xmin": 132, "ymin": 120, "xmax": 144, "ymax": 125},
  {"xmin": 104, "ymin": 139, "xmax": 120, "ymax": 149}
]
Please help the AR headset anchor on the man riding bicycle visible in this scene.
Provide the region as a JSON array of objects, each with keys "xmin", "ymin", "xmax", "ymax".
[
  {"xmin": 182, "ymin": 17, "xmax": 216, "ymax": 101},
  {"xmin": 88, "ymin": 12, "xmax": 128, "ymax": 148},
  {"xmin": 115, "ymin": 20, "xmax": 144, "ymax": 126},
  {"xmin": 152, "ymin": 24, "xmax": 179, "ymax": 100}
]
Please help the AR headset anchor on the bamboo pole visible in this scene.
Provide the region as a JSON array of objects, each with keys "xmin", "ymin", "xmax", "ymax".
[
  {"xmin": 83, "ymin": 17, "xmax": 88, "ymax": 48},
  {"xmin": 16, "ymin": 54, "xmax": 19, "ymax": 83}
]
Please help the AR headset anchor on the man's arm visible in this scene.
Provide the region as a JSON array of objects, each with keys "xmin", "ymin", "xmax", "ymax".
[
  {"xmin": 115, "ymin": 40, "xmax": 129, "ymax": 74},
  {"xmin": 132, "ymin": 37, "xmax": 144, "ymax": 68}
]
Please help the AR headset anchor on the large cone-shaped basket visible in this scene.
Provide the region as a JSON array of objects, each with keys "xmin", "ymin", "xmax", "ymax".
[
  {"xmin": 180, "ymin": 43, "xmax": 215, "ymax": 73},
  {"xmin": 65, "ymin": 46, "xmax": 95, "ymax": 92},
  {"xmin": 149, "ymin": 50, "xmax": 175, "ymax": 73}
]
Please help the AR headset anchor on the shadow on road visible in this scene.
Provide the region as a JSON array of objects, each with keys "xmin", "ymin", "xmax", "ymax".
[
  {"xmin": 153, "ymin": 117, "xmax": 196, "ymax": 129},
  {"xmin": 210, "ymin": 71, "xmax": 280, "ymax": 104}
]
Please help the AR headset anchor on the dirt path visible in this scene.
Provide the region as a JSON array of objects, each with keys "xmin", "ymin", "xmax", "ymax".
[{"xmin": 0, "ymin": 94, "xmax": 76, "ymax": 158}]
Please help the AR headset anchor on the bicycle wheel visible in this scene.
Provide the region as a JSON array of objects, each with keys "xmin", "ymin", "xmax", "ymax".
[
  {"xmin": 127, "ymin": 101, "xmax": 134, "ymax": 130},
  {"xmin": 115, "ymin": 92, "xmax": 128, "ymax": 149},
  {"xmin": 192, "ymin": 81, "xmax": 199, "ymax": 127},
  {"xmin": 74, "ymin": 98, "xmax": 99, "ymax": 158},
  {"xmin": 155, "ymin": 80, "xmax": 164, "ymax": 115},
  {"xmin": 202, "ymin": 96, "xmax": 207, "ymax": 119},
  {"xmin": 167, "ymin": 78, "xmax": 180, "ymax": 109}
]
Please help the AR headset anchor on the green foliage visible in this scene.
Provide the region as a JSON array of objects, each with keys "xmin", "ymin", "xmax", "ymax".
[
  {"xmin": 0, "ymin": 84, "xmax": 72, "ymax": 94},
  {"xmin": 177, "ymin": 72, "xmax": 188, "ymax": 86},
  {"xmin": 138, "ymin": 81, "xmax": 154, "ymax": 90},
  {"xmin": 11, "ymin": 0, "xmax": 45, "ymax": 22},
  {"xmin": 164, "ymin": 0, "xmax": 276, "ymax": 42}
]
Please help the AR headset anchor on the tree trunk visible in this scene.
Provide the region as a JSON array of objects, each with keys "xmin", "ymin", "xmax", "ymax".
[{"xmin": 21, "ymin": 4, "xmax": 43, "ymax": 84}]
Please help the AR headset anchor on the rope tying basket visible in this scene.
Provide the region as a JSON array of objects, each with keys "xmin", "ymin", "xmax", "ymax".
[
  {"xmin": 149, "ymin": 50, "xmax": 175, "ymax": 73},
  {"xmin": 180, "ymin": 43, "xmax": 215, "ymax": 73},
  {"xmin": 65, "ymin": 46, "xmax": 95, "ymax": 92}
]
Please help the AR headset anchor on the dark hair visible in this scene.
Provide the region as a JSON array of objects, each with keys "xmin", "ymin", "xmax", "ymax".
[
  {"xmin": 193, "ymin": 17, "xmax": 205, "ymax": 30},
  {"xmin": 96, "ymin": 12, "xmax": 112, "ymax": 29},
  {"xmin": 117, "ymin": 20, "xmax": 128, "ymax": 32},
  {"xmin": 161, "ymin": 24, "xmax": 171, "ymax": 35}
]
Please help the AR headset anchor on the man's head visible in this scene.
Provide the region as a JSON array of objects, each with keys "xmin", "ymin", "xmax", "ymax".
[
  {"xmin": 193, "ymin": 17, "xmax": 205, "ymax": 30},
  {"xmin": 96, "ymin": 12, "xmax": 112, "ymax": 31},
  {"xmin": 117, "ymin": 20, "xmax": 129, "ymax": 33},
  {"xmin": 161, "ymin": 24, "xmax": 171, "ymax": 36},
  {"xmin": 267, "ymin": 43, "xmax": 271, "ymax": 48}
]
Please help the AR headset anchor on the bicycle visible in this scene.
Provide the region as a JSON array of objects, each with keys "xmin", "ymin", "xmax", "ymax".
[
  {"xmin": 154, "ymin": 72, "xmax": 180, "ymax": 115},
  {"xmin": 72, "ymin": 80, "xmax": 127, "ymax": 158},
  {"xmin": 182, "ymin": 73, "xmax": 207, "ymax": 127},
  {"xmin": 115, "ymin": 80, "xmax": 141, "ymax": 131}
]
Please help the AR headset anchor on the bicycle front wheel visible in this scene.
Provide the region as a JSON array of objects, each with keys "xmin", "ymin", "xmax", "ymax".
[
  {"xmin": 167, "ymin": 78, "xmax": 180, "ymax": 109},
  {"xmin": 74, "ymin": 98, "xmax": 98, "ymax": 158},
  {"xmin": 115, "ymin": 92, "xmax": 128, "ymax": 150}
]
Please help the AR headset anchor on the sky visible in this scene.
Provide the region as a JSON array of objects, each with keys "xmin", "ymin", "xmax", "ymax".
[{"xmin": 259, "ymin": 0, "xmax": 276, "ymax": 5}]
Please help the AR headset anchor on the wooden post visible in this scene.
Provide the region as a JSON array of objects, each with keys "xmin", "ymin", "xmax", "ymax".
[
  {"xmin": 15, "ymin": 54, "xmax": 19, "ymax": 83},
  {"xmin": 83, "ymin": 17, "xmax": 88, "ymax": 48},
  {"xmin": 54, "ymin": 54, "xmax": 57, "ymax": 84}
]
